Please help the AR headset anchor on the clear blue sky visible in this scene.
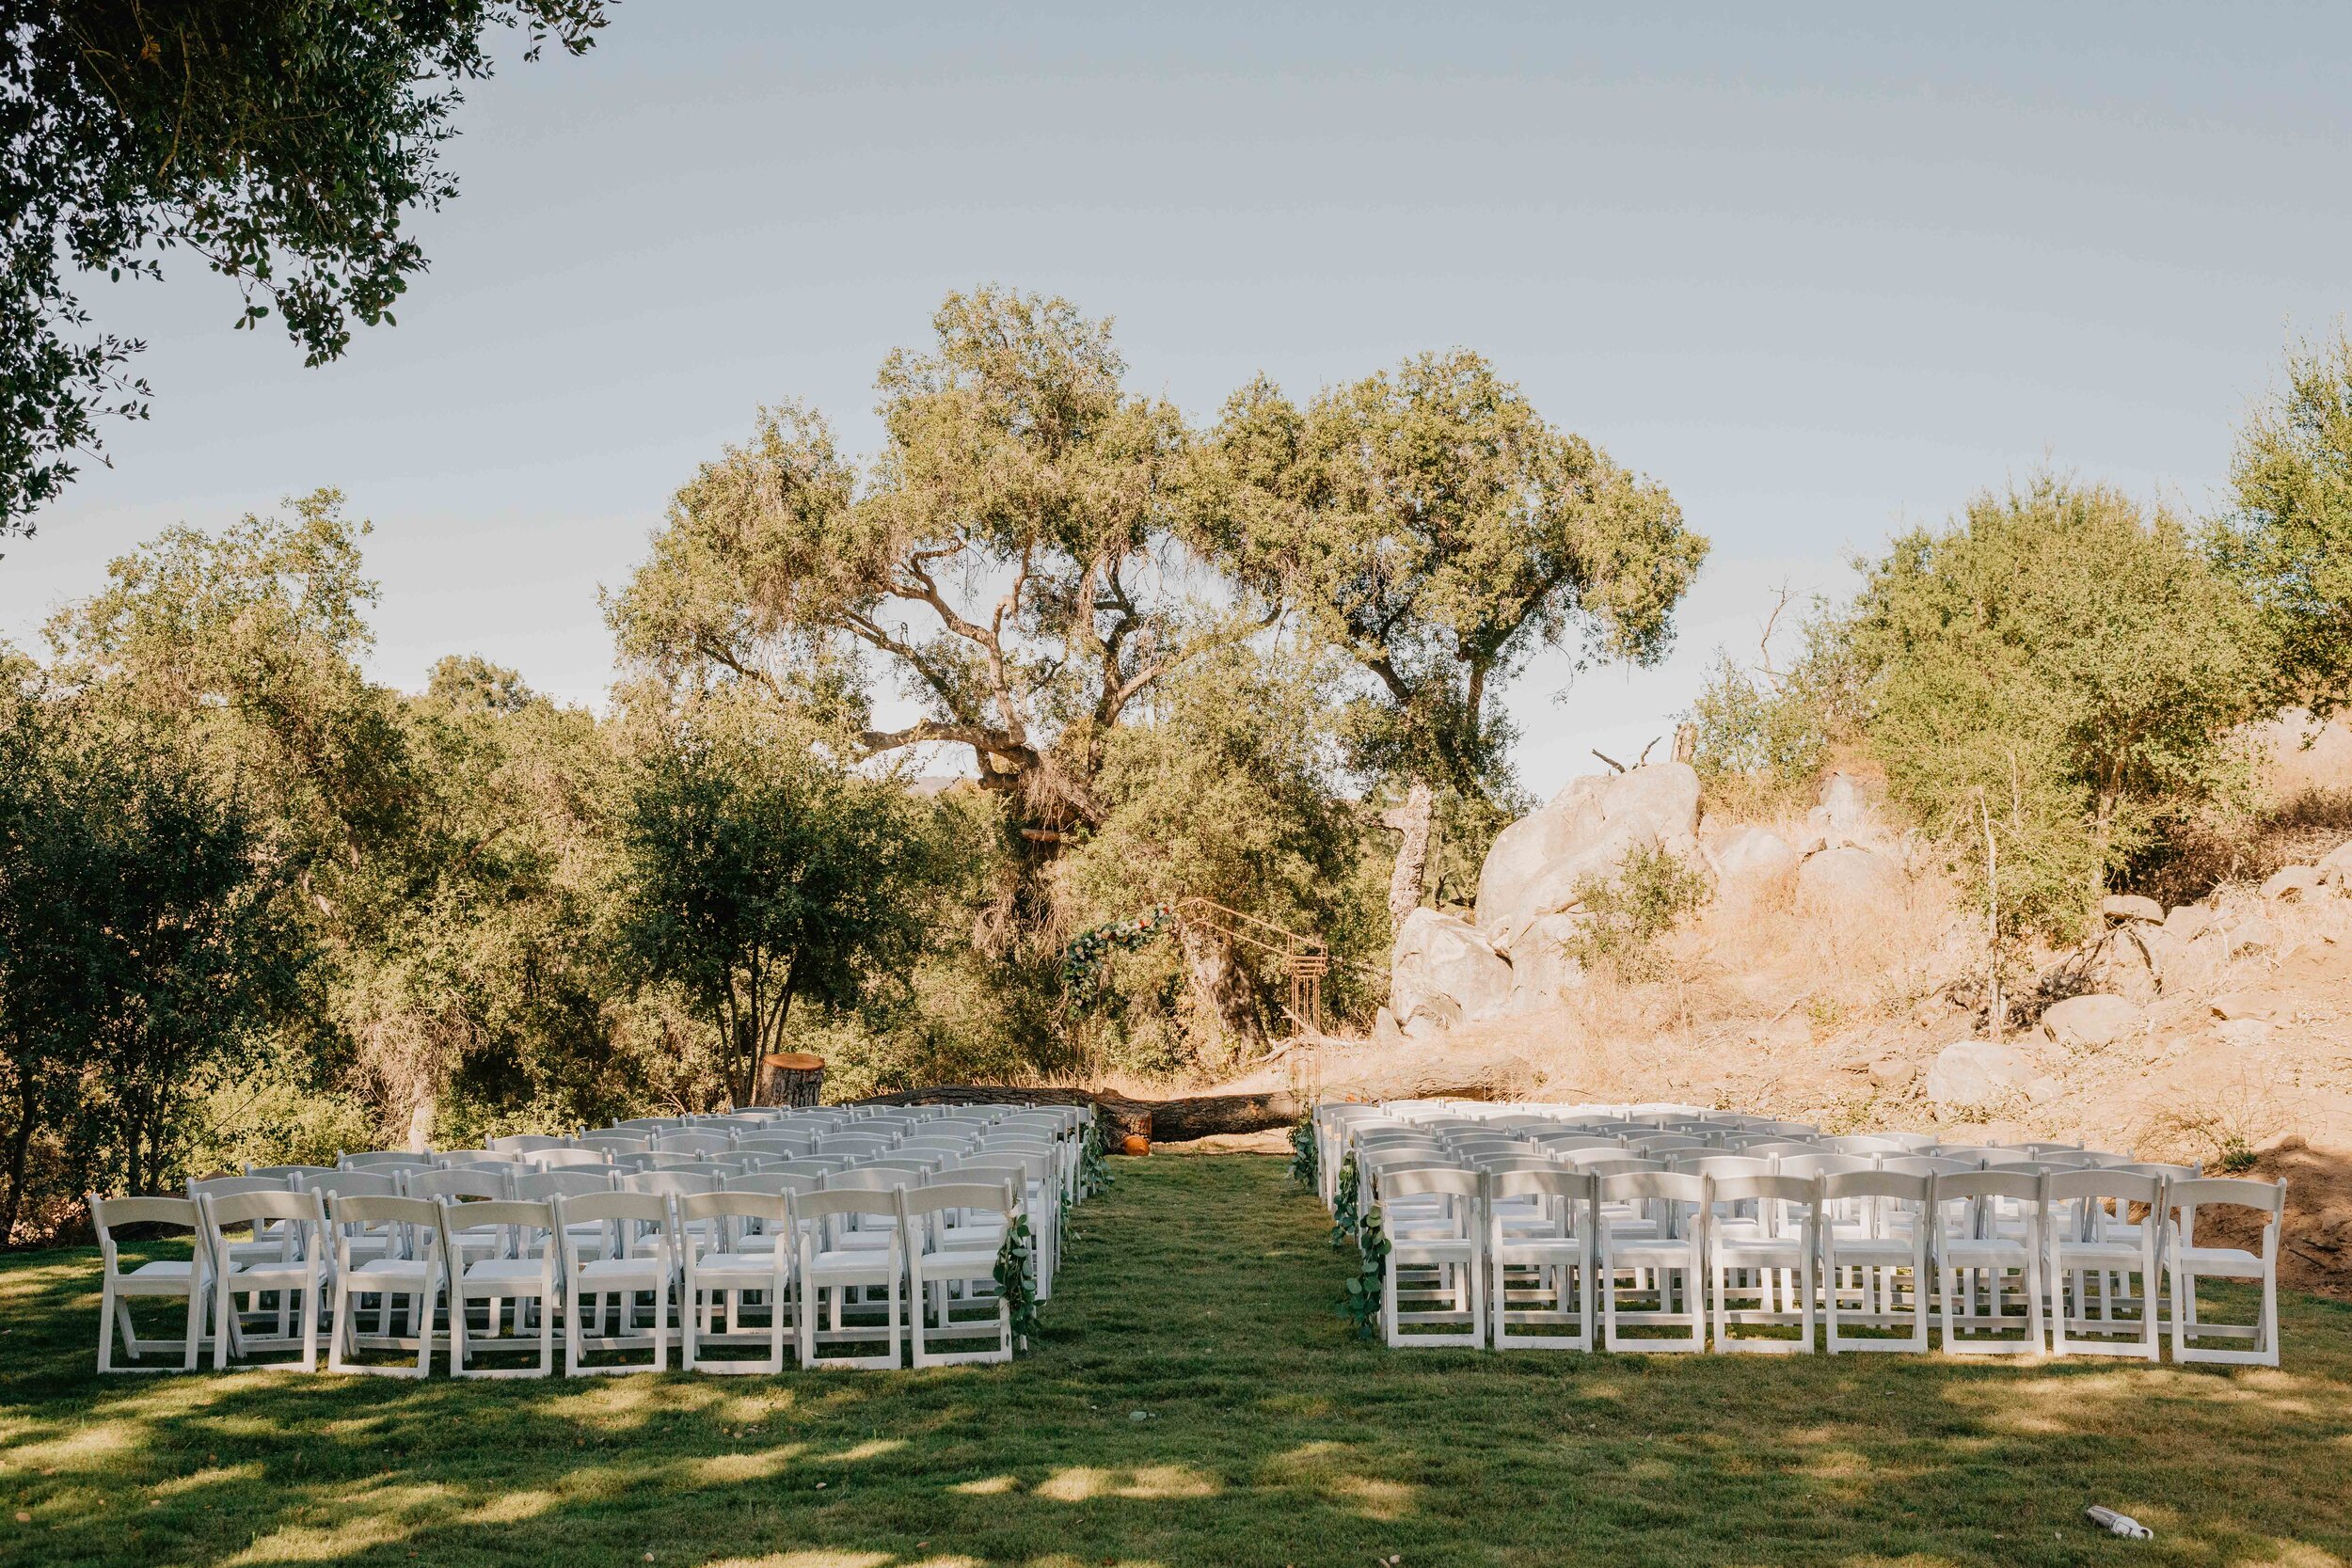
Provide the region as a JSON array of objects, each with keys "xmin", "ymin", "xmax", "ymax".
[{"xmin": 8, "ymin": 3, "xmax": 2348, "ymax": 797}]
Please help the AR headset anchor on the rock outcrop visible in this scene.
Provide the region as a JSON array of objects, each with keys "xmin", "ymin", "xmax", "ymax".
[
  {"xmin": 1924, "ymin": 1038, "xmax": 2035, "ymax": 1111},
  {"xmin": 1387, "ymin": 909, "xmax": 1513, "ymax": 1038},
  {"xmin": 2041, "ymin": 993, "xmax": 2139, "ymax": 1049},
  {"xmin": 1475, "ymin": 764, "xmax": 1702, "ymax": 952}
]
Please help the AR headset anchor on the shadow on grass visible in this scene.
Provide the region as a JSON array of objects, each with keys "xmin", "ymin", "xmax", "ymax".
[{"xmin": 3, "ymin": 1157, "xmax": 2350, "ymax": 1568}]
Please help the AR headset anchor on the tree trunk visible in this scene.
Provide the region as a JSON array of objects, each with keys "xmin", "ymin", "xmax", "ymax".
[
  {"xmin": 851, "ymin": 1083, "xmax": 1309, "ymax": 1145},
  {"xmin": 1177, "ymin": 925, "xmax": 1263, "ymax": 1061},
  {"xmin": 1383, "ymin": 781, "xmax": 1437, "ymax": 932},
  {"xmin": 1, "ymin": 1077, "xmax": 34, "ymax": 1249}
]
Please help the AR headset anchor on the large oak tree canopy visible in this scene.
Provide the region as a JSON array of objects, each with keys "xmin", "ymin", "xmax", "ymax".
[
  {"xmin": 1192, "ymin": 349, "xmax": 1708, "ymax": 924},
  {"xmin": 609, "ymin": 289, "xmax": 1266, "ymax": 839},
  {"xmin": 1, "ymin": 0, "xmax": 608, "ymax": 533}
]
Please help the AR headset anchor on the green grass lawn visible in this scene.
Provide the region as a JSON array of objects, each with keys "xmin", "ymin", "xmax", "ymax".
[{"xmin": 3, "ymin": 1154, "xmax": 2349, "ymax": 1568}]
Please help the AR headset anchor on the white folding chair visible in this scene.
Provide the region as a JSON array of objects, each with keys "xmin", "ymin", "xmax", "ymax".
[
  {"xmin": 1485, "ymin": 1169, "xmax": 1596, "ymax": 1351},
  {"xmin": 796, "ymin": 1189, "xmax": 905, "ymax": 1370},
  {"xmin": 439, "ymin": 1198, "xmax": 559, "ymax": 1379},
  {"xmin": 326, "ymin": 1195, "xmax": 443, "ymax": 1377},
  {"xmin": 2167, "ymin": 1177, "xmax": 2285, "ymax": 1367},
  {"xmin": 2043, "ymin": 1170, "xmax": 2163, "ymax": 1360},
  {"xmin": 89, "ymin": 1195, "xmax": 210, "ymax": 1372},
  {"xmin": 1707, "ymin": 1173, "xmax": 1819, "ymax": 1354},
  {"xmin": 1820, "ymin": 1170, "xmax": 1931, "ymax": 1354},
  {"xmin": 1597, "ymin": 1170, "xmax": 1708, "ymax": 1352},
  {"xmin": 1376, "ymin": 1167, "xmax": 1484, "ymax": 1348},
  {"xmin": 678, "ymin": 1190, "xmax": 795, "ymax": 1374},
  {"xmin": 902, "ymin": 1180, "xmax": 1019, "ymax": 1366},
  {"xmin": 197, "ymin": 1189, "xmax": 330, "ymax": 1371},
  {"xmin": 1931, "ymin": 1171, "xmax": 2045, "ymax": 1354},
  {"xmin": 556, "ymin": 1192, "xmax": 675, "ymax": 1374}
]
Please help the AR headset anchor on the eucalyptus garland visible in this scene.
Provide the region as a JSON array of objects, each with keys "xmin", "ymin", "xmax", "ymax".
[
  {"xmin": 993, "ymin": 1213, "xmax": 1042, "ymax": 1350},
  {"xmin": 1059, "ymin": 905, "xmax": 1175, "ymax": 1007},
  {"xmin": 1330, "ymin": 1151, "xmax": 1362, "ymax": 1250},
  {"xmin": 1339, "ymin": 1205, "xmax": 1390, "ymax": 1340},
  {"xmin": 1287, "ymin": 1117, "xmax": 1318, "ymax": 1190},
  {"xmin": 1079, "ymin": 1120, "xmax": 1112, "ymax": 1196}
]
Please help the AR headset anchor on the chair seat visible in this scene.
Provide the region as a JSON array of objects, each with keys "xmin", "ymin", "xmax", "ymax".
[
  {"xmin": 2174, "ymin": 1244, "xmax": 2265, "ymax": 1276},
  {"xmin": 344, "ymin": 1259, "xmax": 435, "ymax": 1288},
  {"xmin": 1606, "ymin": 1240, "xmax": 1696, "ymax": 1269},
  {"xmin": 464, "ymin": 1258, "xmax": 554, "ymax": 1287},
  {"xmin": 1712, "ymin": 1239, "xmax": 1806, "ymax": 1268},
  {"xmin": 1495, "ymin": 1237, "xmax": 1586, "ymax": 1261},
  {"xmin": 1828, "ymin": 1237, "xmax": 1920, "ymax": 1265},
  {"xmin": 806, "ymin": 1248, "xmax": 898, "ymax": 1281},
  {"xmin": 2054, "ymin": 1240, "xmax": 2150, "ymax": 1265},
  {"xmin": 1942, "ymin": 1240, "xmax": 2030, "ymax": 1267},
  {"xmin": 1391, "ymin": 1239, "xmax": 1478, "ymax": 1265},
  {"xmin": 916, "ymin": 1247, "xmax": 999, "ymax": 1276},
  {"xmin": 575, "ymin": 1257, "xmax": 668, "ymax": 1285},
  {"xmin": 690, "ymin": 1252, "xmax": 787, "ymax": 1283}
]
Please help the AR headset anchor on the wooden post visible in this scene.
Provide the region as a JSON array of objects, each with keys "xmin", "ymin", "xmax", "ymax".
[{"xmin": 752, "ymin": 1052, "xmax": 826, "ymax": 1108}]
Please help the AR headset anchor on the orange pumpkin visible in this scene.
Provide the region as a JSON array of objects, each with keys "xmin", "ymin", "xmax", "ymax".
[{"xmin": 1121, "ymin": 1134, "xmax": 1151, "ymax": 1157}]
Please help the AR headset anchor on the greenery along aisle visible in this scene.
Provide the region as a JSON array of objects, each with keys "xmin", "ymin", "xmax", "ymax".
[{"xmin": 3, "ymin": 1156, "xmax": 2352, "ymax": 1566}]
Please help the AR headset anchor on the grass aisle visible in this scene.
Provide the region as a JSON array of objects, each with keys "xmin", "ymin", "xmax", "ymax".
[{"xmin": 2, "ymin": 1155, "xmax": 2350, "ymax": 1567}]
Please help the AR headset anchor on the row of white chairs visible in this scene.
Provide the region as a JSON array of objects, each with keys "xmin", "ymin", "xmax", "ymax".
[
  {"xmin": 1319, "ymin": 1101, "xmax": 2285, "ymax": 1364},
  {"xmin": 93, "ymin": 1100, "xmax": 1099, "ymax": 1376},
  {"xmin": 93, "ymin": 1179, "xmax": 1030, "ymax": 1376}
]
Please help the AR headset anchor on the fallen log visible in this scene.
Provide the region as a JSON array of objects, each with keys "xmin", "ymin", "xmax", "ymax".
[{"xmin": 850, "ymin": 1084, "xmax": 1308, "ymax": 1146}]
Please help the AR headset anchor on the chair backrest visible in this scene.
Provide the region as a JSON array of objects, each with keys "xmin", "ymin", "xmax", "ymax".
[
  {"xmin": 1597, "ymin": 1169, "xmax": 1708, "ymax": 1206},
  {"xmin": 340, "ymin": 1150, "xmax": 434, "ymax": 1170},
  {"xmin": 245, "ymin": 1164, "xmax": 336, "ymax": 1180},
  {"xmin": 2165, "ymin": 1176, "xmax": 2285, "ymax": 1220},
  {"xmin": 432, "ymin": 1150, "xmax": 509, "ymax": 1167},
  {"xmin": 728, "ymin": 1171, "xmax": 821, "ymax": 1196},
  {"xmin": 1627, "ymin": 1134, "xmax": 1708, "ymax": 1154},
  {"xmin": 89, "ymin": 1195, "xmax": 199, "ymax": 1257},
  {"xmin": 1728, "ymin": 1139, "xmax": 1820, "ymax": 1159},
  {"xmin": 1377, "ymin": 1166, "xmax": 1482, "ymax": 1201},
  {"xmin": 1820, "ymin": 1169, "xmax": 1931, "ymax": 1204},
  {"xmin": 329, "ymin": 1194, "xmax": 442, "ymax": 1235},
  {"xmin": 654, "ymin": 1132, "xmax": 731, "ymax": 1156},
  {"xmin": 303, "ymin": 1169, "xmax": 401, "ymax": 1199},
  {"xmin": 735, "ymin": 1136, "xmax": 815, "ymax": 1158},
  {"xmin": 487, "ymin": 1134, "xmax": 569, "ymax": 1153},
  {"xmin": 437, "ymin": 1197, "xmax": 557, "ymax": 1246},
  {"xmin": 405, "ymin": 1167, "xmax": 511, "ymax": 1203},
  {"xmin": 1572, "ymin": 1155, "xmax": 1666, "ymax": 1177},
  {"xmin": 797, "ymin": 1188, "xmax": 900, "ymax": 1222},
  {"xmin": 902, "ymin": 1180, "xmax": 1017, "ymax": 1221},
  {"xmin": 1931, "ymin": 1169, "xmax": 2041, "ymax": 1211},
  {"xmin": 650, "ymin": 1159, "xmax": 739, "ymax": 1177},
  {"xmin": 527, "ymin": 1148, "xmax": 612, "ymax": 1170},
  {"xmin": 863, "ymin": 1155, "xmax": 948, "ymax": 1175},
  {"xmin": 827, "ymin": 1166, "xmax": 920, "ymax": 1192},
  {"xmin": 621, "ymin": 1170, "xmax": 719, "ymax": 1196},
  {"xmin": 577, "ymin": 1133, "xmax": 652, "ymax": 1153},
  {"xmin": 1705, "ymin": 1173, "xmax": 1819, "ymax": 1209},
  {"xmin": 614, "ymin": 1117, "xmax": 679, "ymax": 1132},
  {"xmin": 1671, "ymin": 1154, "xmax": 1772, "ymax": 1178},
  {"xmin": 555, "ymin": 1191, "xmax": 673, "ymax": 1229},
  {"xmin": 1881, "ymin": 1155, "xmax": 1980, "ymax": 1178},
  {"xmin": 516, "ymin": 1168, "xmax": 615, "ymax": 1200},
  {"xmin": 2041, "ymin": 1169, "xmax": 2163, "ymax": 1209},
  {"xmin": 1821, "ymin": 1135, "xmax": 1908, "ymax": 1155},
  {"xmin": 1486, "ymin": 1168, "xmax": 1597, "ymax": 1202},
  {"xmin": 189, "ymin": 1175, "xmax": 290, "ymax": 1200},
  {"xmin": 679, "ymin": 1189, "xmax": 792, "ymax": 1227},
  {"xmin": 203, "ymin": 1188, "xmax": 326, "ymax": 1230},
  {"xmin": 1774, "ymin": 1152, "xmax": 1874, "ymax": 1180},
  {"xmin": 2122, "ymin": 1160, "xmax": 2201, "ymax": 1180},
  {"xmin": 771, "ymin": 1158, "xmax": 851, "ymax": 1179}
]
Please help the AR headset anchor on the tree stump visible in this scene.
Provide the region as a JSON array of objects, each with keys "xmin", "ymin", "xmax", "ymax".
[{"xmin": 752, "ymin": 1052, "xmax": 826, "ymax": 1107}]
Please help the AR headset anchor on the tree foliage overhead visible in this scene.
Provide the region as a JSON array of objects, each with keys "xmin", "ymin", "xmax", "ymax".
[
  {"xmin": 0, "ymin": 0, "xmax": 608, "ymax": 532},
  {"xmin": 616, "ymin": 694, "xmax": 951, "ymax": 1107},
  {"xmin": 612, "ymin": 288, "xmax": 1261, "ymax": 842},
  {"xmin": 2211, "ymin": 325, "xmax": 2352, "ymax": 716},
  {"xmin": 1195, "ymin": 347, "xmax": 1706, "ymax": 926}
]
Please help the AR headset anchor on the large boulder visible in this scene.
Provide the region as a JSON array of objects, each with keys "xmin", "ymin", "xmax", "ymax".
[
  {"xmin": 2320, "ymin": 838, "xmax": 2352, "ymax": 884},
  {"xmin": 2041, "ymin": 993, "xmax": 2139, "ymax": 1050},
  {"xmin": 1793, "ymin": 845, "xmax": 1902, "ymax": 917},
  {"xmin": 1388, "ymin": 909, "xmax": 1514, "ymax": 1037},
  {"xmin": 1475, "ymin": 763, "xmax": 1701, "ymax": 951},
  {"xmin": 1503, "ymin": 912, "xmax": 1587, "ymax": 1013},
  {"xmin": 2101, "ymin": 894, "xmax": 2164, "ymax": 924},
  {"xmin": 1708, "ymin": 826, "xmax": 1801, "ymax": 889},
  {"xmin": 2261, "ymin": 864, "xmax": 2324, "ymax": 902},
  {"xmin": 2140, "ymin": 922, "xmax": 2225, "ymax": 993},
  {"xmin": 1924, "ymin": 1038, "xmax": 2036, "ymax": 1112},
  {"xmin": 1805, "ymin": 769, "xmax": 1883, "ymax": 849}
]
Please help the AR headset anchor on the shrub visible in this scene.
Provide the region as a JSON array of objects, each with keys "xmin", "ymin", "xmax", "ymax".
[{"xmin": 1564, "ymin": 844, "xmax": 1711, "ymax": 979}]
